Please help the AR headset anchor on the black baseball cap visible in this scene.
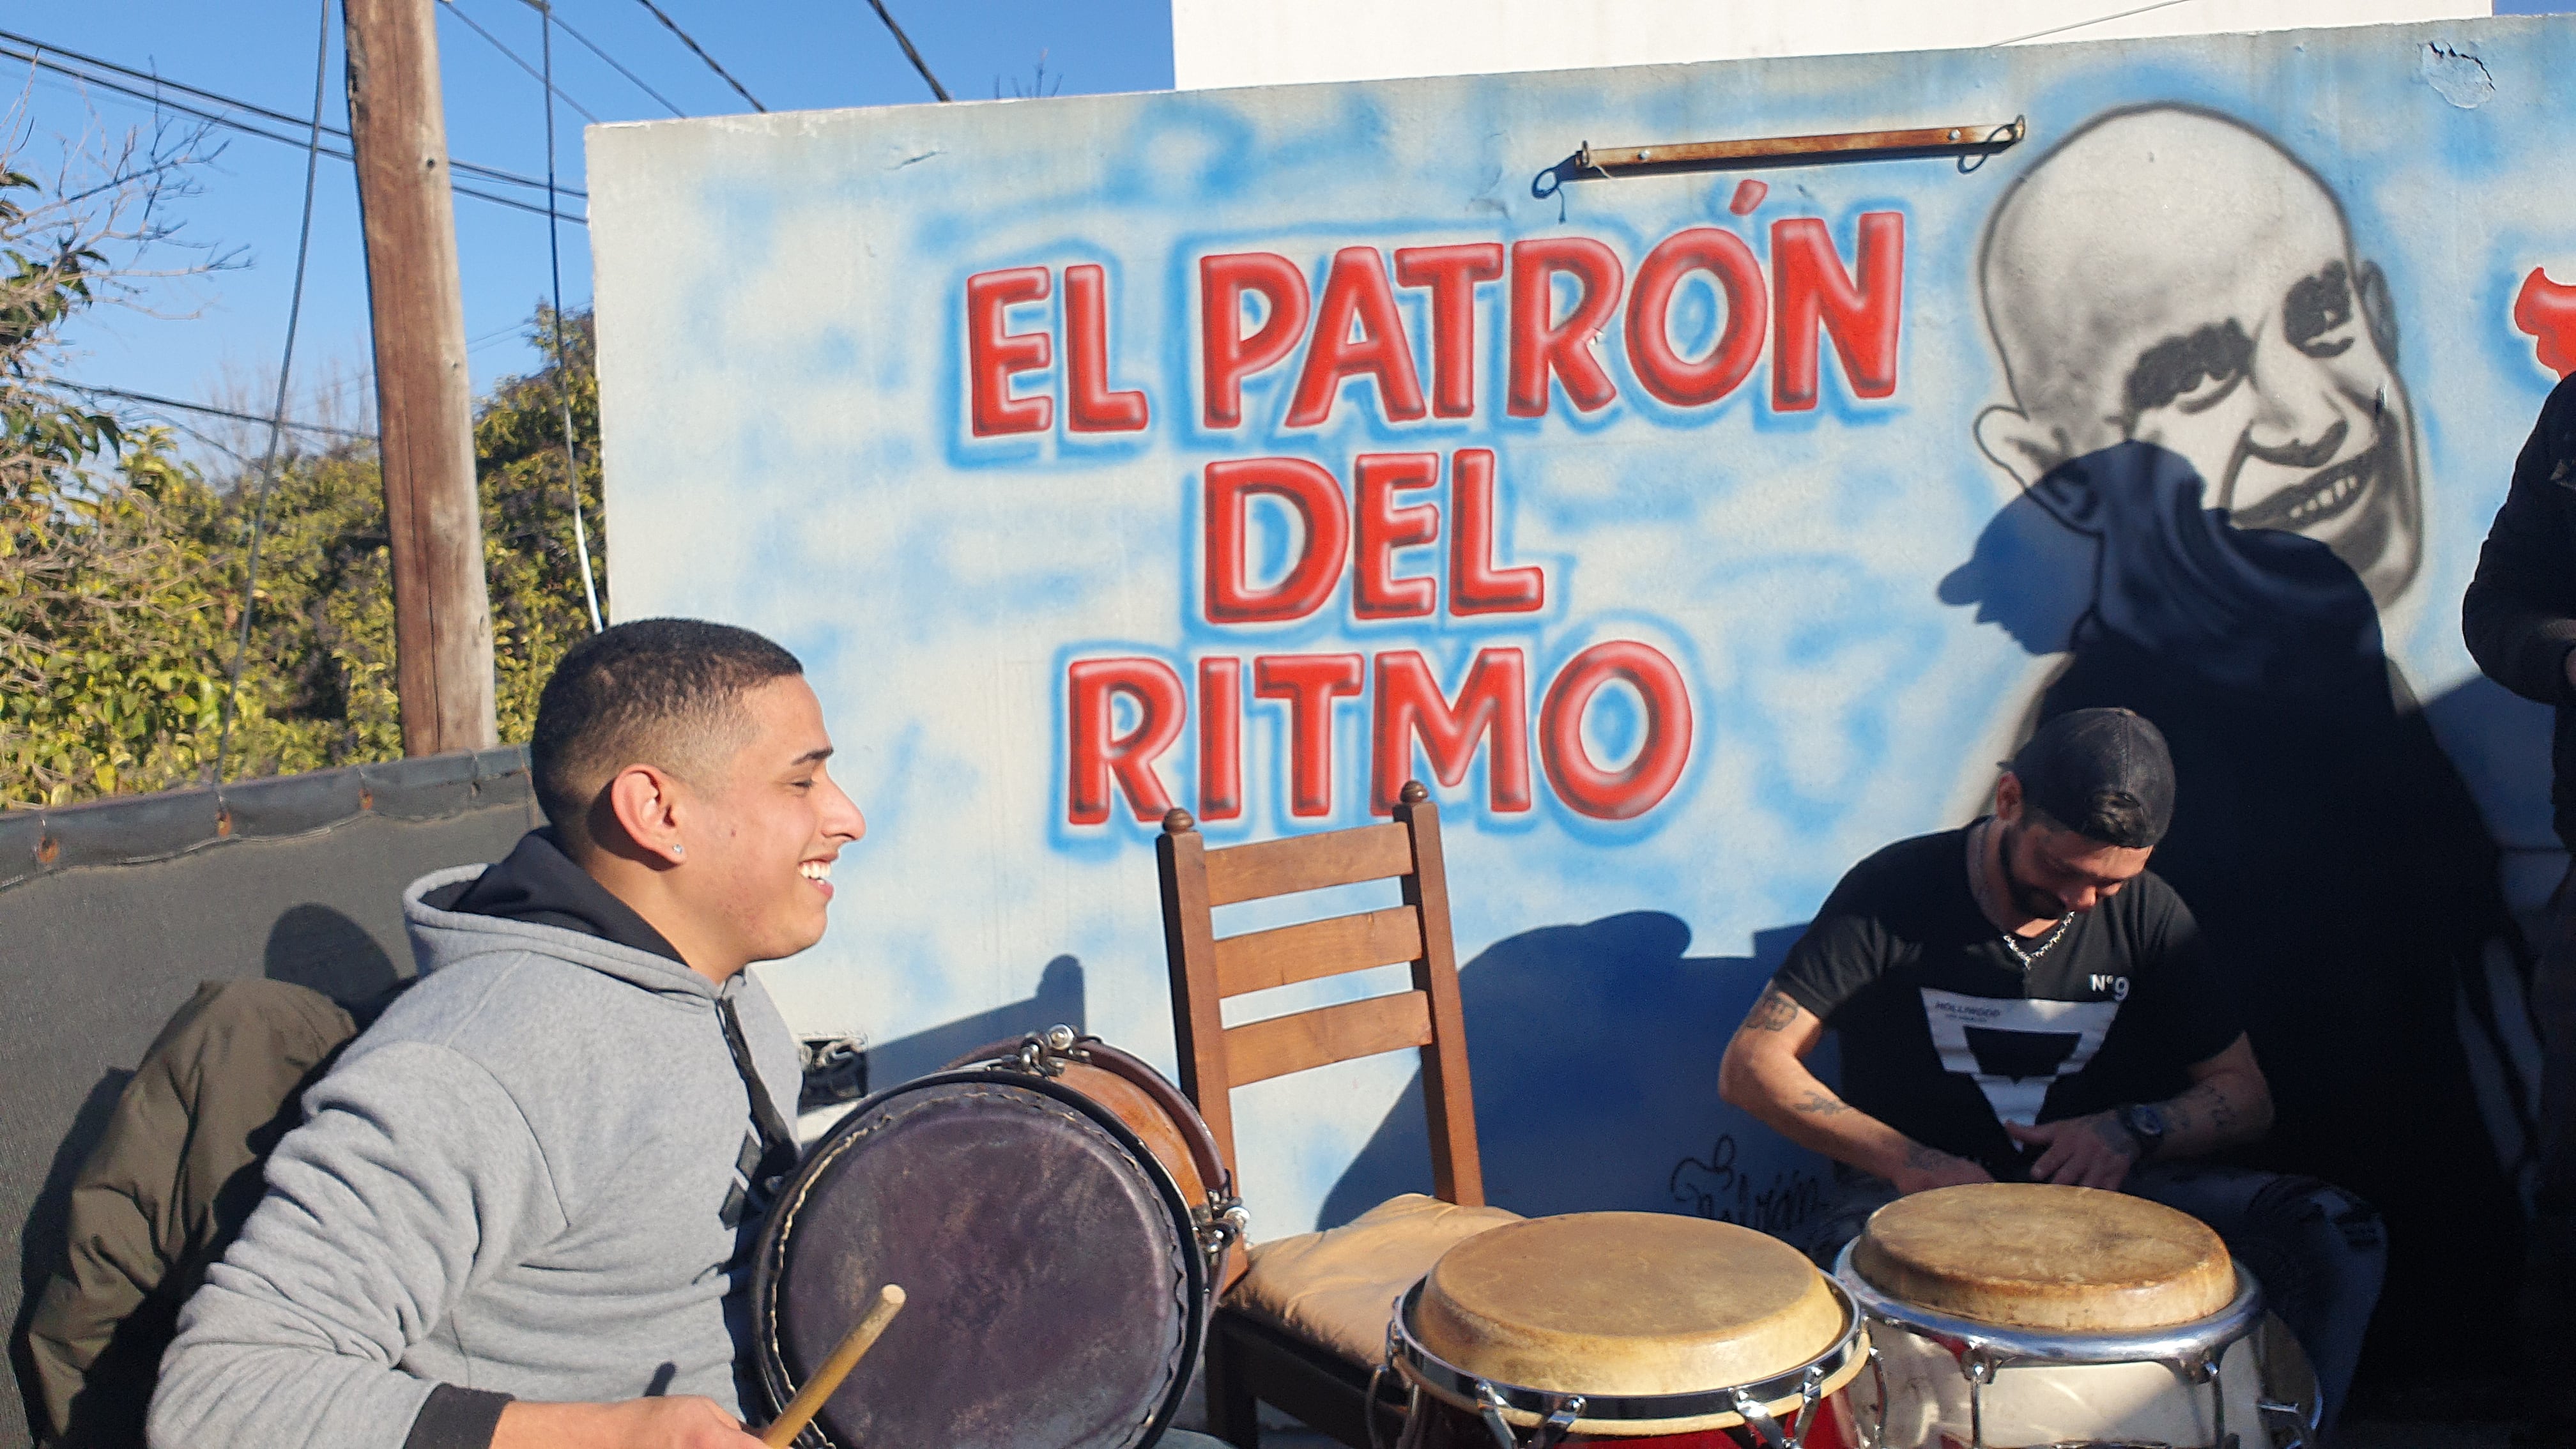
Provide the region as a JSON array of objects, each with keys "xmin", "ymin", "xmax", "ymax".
[{"xmin": 2009, "ymin": 708, "xmax": 2175, "ymax": 848}]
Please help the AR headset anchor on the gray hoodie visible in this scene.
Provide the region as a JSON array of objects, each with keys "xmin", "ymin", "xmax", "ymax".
[{"xmin": 147, "ymin": 860, "xmax": 801, "ymax": 1449}]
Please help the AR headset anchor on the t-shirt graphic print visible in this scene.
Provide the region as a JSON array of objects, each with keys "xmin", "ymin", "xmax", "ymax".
[
  {"xmin": 1918, "ymin": 989, "xmax": 2120, "ymax": 1126},
  {"xmin": 1769, "ymin": 824, "xmax": 2241, "ymax": 1177}
]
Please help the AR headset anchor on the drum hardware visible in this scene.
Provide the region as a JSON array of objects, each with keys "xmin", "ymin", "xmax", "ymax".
[
  {"xmin": 1834, "ymin": 1241, "xmax": 2265, "ymax": 1449},
  {"xmin": 1385, "ymin": 1269, "xmax": 1869, "ymax": 1449}
]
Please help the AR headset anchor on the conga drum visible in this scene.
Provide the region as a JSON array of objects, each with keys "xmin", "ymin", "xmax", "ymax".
[
  {"xmin": 751, "ymin": 1027, "xmax": 1245, "ymax": 1449},
  {"xmin": 1832, "ymin": 1183, "xmax": 2320, "ymax": 1448},
  {"xmin": 1384, "ymin": 1211, "xmax": 1870, "ymax": 1448}
]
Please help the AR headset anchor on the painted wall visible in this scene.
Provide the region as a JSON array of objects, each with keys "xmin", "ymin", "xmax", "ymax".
[
  {"xmin": 589, "ymin": 15, "xmax": 2573, "ymax": 1377},
  {"xmin": 1170, "ymin": 0, "xmax": 2488, "ymax": 90}
]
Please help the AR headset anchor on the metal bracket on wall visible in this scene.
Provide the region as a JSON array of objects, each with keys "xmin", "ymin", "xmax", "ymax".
[{"xmin": 1572, "ymin": 118, "xmax": 2026, "ymax": 176}]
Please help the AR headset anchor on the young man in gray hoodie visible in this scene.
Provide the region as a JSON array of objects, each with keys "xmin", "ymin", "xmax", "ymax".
[{"xmin": 148, "ymin": 619, "xmax": 862, "ymax": 1449}]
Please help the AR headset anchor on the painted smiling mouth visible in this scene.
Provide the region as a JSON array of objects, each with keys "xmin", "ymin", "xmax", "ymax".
[{"xmin": 2229, "ymin": 446, "xmax": 2378, "ymax": 533}]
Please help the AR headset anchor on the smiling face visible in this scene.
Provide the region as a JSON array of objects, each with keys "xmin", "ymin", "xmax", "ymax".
[
  {"xmin": 1976, "ymin": 106, "xmax": 2423, "ymax": 608},
  {"xmin": 673, "ymin": 675, "xmax": 867, "ymax": 967}
]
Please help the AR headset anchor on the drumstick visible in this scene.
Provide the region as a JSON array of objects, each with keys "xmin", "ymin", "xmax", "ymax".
[{"xmin": 760, "ymin": 1283, "xmax": 906, "ymax": 1448}]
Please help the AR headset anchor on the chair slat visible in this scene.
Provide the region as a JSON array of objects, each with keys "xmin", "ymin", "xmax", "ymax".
[
  {"xmin": 1213, "ymin": 906, "xmax": 1425, "ymax": 998},
  {"xmin": 1202, "ymin": 822, "xmax": 1413, "ymax": 907},
  {"xmin": 1223, "ymin": 991, "xmax": 1433, "ymax": 1087}
]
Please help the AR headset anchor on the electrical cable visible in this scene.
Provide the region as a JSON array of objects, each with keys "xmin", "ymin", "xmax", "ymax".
[
  {"xmin": 862, "ymin": 0, "xmax": 949, "ymax": 103},
  {"xmin": 629, "ymin": 0, "xmax": 765, "ymax": 112},
  {"xmin": 0, "ymin": 31, "xmax": 584, "ymax": 201},
  {"xmin": 61, "ymin": 381, "xmax": 365, "ymax": 438},
  {"xmin": 213, "ymin": 0, "xmax": 332, "ymax": 786},
  {"xmin": 437, "ymin": 0, "xmax": 599, "ymax": 124},
  {"xmin": 1990, "ymin": 0, "xmax": 2197, "ymax": 47},
  {"xmin": 516, "ymin": 0, "xmax": 686, "ymax": 118},
  {"xmin": 540, "ymin": 2, "xmax": 605, "ymax": 632}
]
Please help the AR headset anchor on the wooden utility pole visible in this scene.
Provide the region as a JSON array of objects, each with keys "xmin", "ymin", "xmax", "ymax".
[{"xmin": 343, "ymin": 0, "xmax": 497, "ymax": 756}]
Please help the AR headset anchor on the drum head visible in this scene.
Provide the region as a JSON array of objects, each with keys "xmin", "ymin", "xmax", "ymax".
[
  {"xmin": 753, "ymin": 1073, "xmax": 1201, "ymax": 1449},
  {"xmin": 1851, "ymin": 1182, "xmax": 2232, "ymax": 1331},
  {"xmin": 1414, "ymin": 1211, "xmax": 1846, "ymax": 1397}
]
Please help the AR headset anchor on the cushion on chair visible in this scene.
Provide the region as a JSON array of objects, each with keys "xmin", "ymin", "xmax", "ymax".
[{"xmin": 1222, "ymin": 1193, "xmax": 1523, "ymax": 1365}]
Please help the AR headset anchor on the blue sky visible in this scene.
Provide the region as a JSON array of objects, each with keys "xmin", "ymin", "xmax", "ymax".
[
  {"xmin": 15, "ymin": 1, "xmax": 2566, "ymax": 455},
  {"xmin": 15, "ymin": 0, "xmax": 1174, "ymax": 451}
]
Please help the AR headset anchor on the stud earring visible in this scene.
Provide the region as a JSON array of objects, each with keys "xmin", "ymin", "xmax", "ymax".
[{"xmin": 670, "ymin": 844, "xmax": 686, "ymax": 859}]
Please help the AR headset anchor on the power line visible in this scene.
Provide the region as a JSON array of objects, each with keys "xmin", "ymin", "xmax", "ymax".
[
  {"xmin": 539, "ymin": 2, "xmax": 605, "ymax": 632},
  {"xmin": 862, "ymin": 0, "xmax": 949, "ymax": 103},
  {"xmin": 61, "ymin": 382, "xmax": 366, "ymax": 438},
  {"xmin": 215, "ymin": 0, "xmax": 332, "ymax": 785},
  {"xmin": 0, "ymin": 29, "xmax": 585, "ymax": 201},
  {"xmin": 436, "ymin": 0, "xmax": 599, "ymax": 125},
  {"xmin": 1990, "ymin": 0, "xmax": 2196, "ymax": 47},
  {"xmin": 519, "ymin": 0, "xmax": 686, "ymax": 119},
  {"xmin": 629, "ymin": 0, "xmax": 765, "ymax": 112}
]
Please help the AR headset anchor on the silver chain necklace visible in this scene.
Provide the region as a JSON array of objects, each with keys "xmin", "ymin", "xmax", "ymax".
[{"xmin": 1974, "ymin": 819, "xmax": 2072, "ymax": 971}]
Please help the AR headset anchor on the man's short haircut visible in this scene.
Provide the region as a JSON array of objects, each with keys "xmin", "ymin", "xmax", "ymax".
[{"xmin": 530, "ymin": 618, "xmax": 804, "ymax": 835}]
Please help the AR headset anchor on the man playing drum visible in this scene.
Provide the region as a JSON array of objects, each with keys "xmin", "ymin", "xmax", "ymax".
[{"xmin": 1717, "ymin": 707, "xmax": 2385, "ymax": 1429}]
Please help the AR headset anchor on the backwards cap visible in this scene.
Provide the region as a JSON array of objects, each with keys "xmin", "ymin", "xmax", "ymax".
[{"xmin": 2010, "ymin": 707, "xmax": 2176, "ymax": 848}]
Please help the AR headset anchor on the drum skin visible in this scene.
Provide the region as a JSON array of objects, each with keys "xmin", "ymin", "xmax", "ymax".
[
  {"xmin": 1851, "ymin": 1183, "xmax": 2234, "ymax": 1331},
  {"xmin": 752, "ymin": 1071, "xmax": 1202, "ymax": 1449}
]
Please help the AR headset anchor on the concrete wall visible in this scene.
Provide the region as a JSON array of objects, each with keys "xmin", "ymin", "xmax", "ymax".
[{"xmin": 1172, "ymin": 0, "xmax": 2487, "ymax": 89}]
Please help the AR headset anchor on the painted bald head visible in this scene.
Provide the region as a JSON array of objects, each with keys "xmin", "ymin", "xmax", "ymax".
[
  {"xmin": 1974, "ymin": 105, "xmax": 2421, "ymax": 606},
  {"xmin": 531, "ymin": 618, "xmax": 806, "ymax": 850}
]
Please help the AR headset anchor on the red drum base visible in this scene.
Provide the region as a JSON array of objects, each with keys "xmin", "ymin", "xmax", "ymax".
[{"xmin": 1393, "ymin": 1387, "xmax": 1867, "ymax": 1447}]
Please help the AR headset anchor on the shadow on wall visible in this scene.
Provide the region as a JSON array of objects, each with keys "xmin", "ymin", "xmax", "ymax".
[
  {"xmin": 264, "ymin": 903, "xmax": 405, "ymax": 1000},
  {"xmin": 1320, "ymin": 916, "xmax": 1832, "ymax": 1243},
  {"xmin": 862, "ymin": 954, "xmax": 1089, "ymax": 1084},
  {"xmin": 9, "ymin": 1071, "xmax": 130, "ymax": 1447}
]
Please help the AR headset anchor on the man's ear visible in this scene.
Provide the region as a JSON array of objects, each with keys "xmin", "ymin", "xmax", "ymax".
[
  {"xmin": 1976, "ymin": 404, "xmax": 2100, "ymax": 534},
  {"xmin": 605, "ymin": 764, "xmax": 688, "ymax": 866}
]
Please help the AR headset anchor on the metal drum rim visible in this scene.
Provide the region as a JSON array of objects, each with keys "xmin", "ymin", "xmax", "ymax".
[
  {"xmin": 1828, "ymin": 1238, "xmax": 2265, "ymax": 1368},
  {"xmin": 749, "ymin": 1067, "xmax": 1209, "ymax": 1449},
  {"xmin": 1384, "ymin": 1271, "xmax": 1868, "ymax": 1429}
]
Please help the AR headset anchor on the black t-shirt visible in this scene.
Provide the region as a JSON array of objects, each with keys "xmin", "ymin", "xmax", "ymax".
[{"xmin": 1772, "ymin": 823, "xmax": 2242, "ymax": 1179}]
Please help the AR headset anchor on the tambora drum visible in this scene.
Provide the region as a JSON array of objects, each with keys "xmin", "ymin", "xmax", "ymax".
[
  {"xmin": 1832, "ymin": 1182, "xmax": 2319, "ymax": 1448},
  {"xmin": 751, "ymin": 1027, "xmax": 1246, "ymax": 1449},
  {"xmin": 1384, "ymin": 1211, "xmax": 1871, "ymax": 1447}
]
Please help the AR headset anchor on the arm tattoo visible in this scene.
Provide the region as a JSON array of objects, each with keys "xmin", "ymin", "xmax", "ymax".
[
  {"xmin": 1742, "ymin": 986, "xmax": 1800, "ymax": 1033},
  {"xmin": 1791, "ymin": 1089, "xmax": 1851, "ymax": 1116},
  {"xmin": 1905, "ymin": 1142, "xmax": 1961, "ymax": 1169}
]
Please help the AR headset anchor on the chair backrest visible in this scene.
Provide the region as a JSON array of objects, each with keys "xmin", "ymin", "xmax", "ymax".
[{"xmin": 1155, "ymin": 780, "xmax": 1483, "ymax": 1207}]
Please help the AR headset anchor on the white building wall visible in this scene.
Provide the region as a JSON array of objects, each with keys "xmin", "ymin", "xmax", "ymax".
[{"xmin": 1172, "ymin": 0, "xmax": 2490, "ymax": 90}]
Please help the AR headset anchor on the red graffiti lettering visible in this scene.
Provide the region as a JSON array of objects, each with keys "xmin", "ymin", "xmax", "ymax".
[
  {"xmin": 1508, "ymin": 238, "xmax": 1624, "ymax": 417},
  {"xmin": 1771, "ymin": 212, "xmax": 1904, "ymax": 410},
  {"xmin": 1448, "ymin": 448, "xmax": 1544, "ymax": 616},
  {"xmin": 1197, "ymin": 658, "xmax": 1243, "ymax": 822},
  {"xmin": 1203, "ymin": 457, "xmax": 1350, "ymax": 624},
  {"xmin": 1255, "ymin": 654, "xmax": 1366, "ymax": 817},
  {"xmin": 1627, "ymin": 227, "xmax": 1769, "ymax": 409},
  {"xmin": 1395, "ymin": 242, "xmax": 1505, "ymax": 419},
  {"xmin": 1372, "ymin": 649, "xmax": 1532, "ymax": 814},
  {"xmin": 1200, "ymin": 252, "xmax": 1312, "ymax": 429},
  {"xmin": 2517, "ymin": 266, "xmax": 2576, "ymax": 379},
  {"xmin": 1287, "ymin": 247, "xmax": 1427, "ymax": 427},
  {"xmin": 965, "ymin": 266, "xmax": 1053, "ymax": 436},
  {"xmin": 1066, "ymin": 658, "xmax": 1186, "ymax": 824},
  {"xmin": 1062, "ymin": 264, "xmax": 1149, "ymax": 433},
  {"xmin": 1539, "ymin": 641, "xmax": 1693, "ymax": 820},
  {"xmin": 1353, "ymin": 452, "xmax": 1441, "ymax": 619}
]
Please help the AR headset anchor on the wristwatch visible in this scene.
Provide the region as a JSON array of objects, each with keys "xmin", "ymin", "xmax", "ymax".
[{"xmin": 2117, "ymin": 1103, "xmax": 2167, "ymax": 1162}]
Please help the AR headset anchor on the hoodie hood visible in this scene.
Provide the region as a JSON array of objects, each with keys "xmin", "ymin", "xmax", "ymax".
[{"xmin": 404, "ymin": 851, "xmax": 721, "ymax": 1004}]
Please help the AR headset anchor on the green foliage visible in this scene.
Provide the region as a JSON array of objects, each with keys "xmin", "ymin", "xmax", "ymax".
[{"xmin": 0, "ymin": 151, "xmax": 608, "ymax": 808}]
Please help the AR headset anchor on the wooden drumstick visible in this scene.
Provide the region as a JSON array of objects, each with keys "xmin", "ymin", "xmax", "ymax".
[{"xmin": 760, "ymin": 1283, "xmax": 906, "ymax": 1448}]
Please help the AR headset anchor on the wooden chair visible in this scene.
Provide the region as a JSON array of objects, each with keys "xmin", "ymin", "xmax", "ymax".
[{"xmin": 1158, "ymin": 781, "xmax": 1510, "ymax": 1448}]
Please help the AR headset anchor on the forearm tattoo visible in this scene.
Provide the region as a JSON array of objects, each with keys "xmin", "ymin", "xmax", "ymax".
[
  {"xmin": 1742, "ymin": 986, "xmax": 1800, "ymax": 1033},
  {"xmin": 1791, "ymin": 1089, "xmax": 1852, "ymax": 1116}
]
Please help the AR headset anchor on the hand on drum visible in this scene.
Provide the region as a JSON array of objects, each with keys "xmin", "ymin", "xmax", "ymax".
[
  {"xmin": 1890, "ymin": 1143, "xmax": 1994, "ymax": 1195},
  {"xmin": 491, "ymin": 1395, "xmax": 769, "ymax": 1449},
  {"xmin": 2005, "ymin": 1112, "xmax": 2140, "ymax": 1190}
]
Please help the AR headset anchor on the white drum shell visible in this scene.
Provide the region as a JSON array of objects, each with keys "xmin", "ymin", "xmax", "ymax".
[{"xmin": 1854, "ymin": 1320, "xmax": 2266, "ymax": 1448}]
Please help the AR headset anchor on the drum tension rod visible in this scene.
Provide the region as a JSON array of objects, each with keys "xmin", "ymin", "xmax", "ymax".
[{"xmin": 1473, "ymin": 1381, "xmax": 1580, "ymax": 1449}]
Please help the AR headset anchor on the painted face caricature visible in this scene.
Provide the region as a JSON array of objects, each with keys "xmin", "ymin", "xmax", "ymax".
[{"xmin": 1973, "ymin": 105, "xmax": 2423, "ymax": 613}]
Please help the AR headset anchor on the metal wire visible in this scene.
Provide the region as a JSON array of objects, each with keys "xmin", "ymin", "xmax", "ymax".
[
  {"xmin": 212, "ymin": 0, "xmax": 332, "ymax": 784},
  {"xmin": 862, "ymin": 0, "xmax": 950, "ymax": 103},
  {"xmin": 629, "ymin": 0, "xmax": 765, "ymax": 112},
  {"xmin": 514, "ymin": 0, "xmax": 686, "ymax": 118},
  {"xmin": 540, "ymin": 2, "xmax": 605, "ymax": 632},
  {"xmin": 438, "ymin": 0, "xmax": 599, "ymax": 124}
]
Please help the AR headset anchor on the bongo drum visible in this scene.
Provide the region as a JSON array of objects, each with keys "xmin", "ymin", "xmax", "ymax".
[
  {"xmin": 751, "ymin": 1027, "xmax": 1245, "ymax": 1449},
  {"xmin": 1384, "ymin": 1211, "xmax": 1870, "ymax": 1448},
  {"xmin": 1831, "ymin": 1183, "xmax": 2320, "ymax": 1449}
]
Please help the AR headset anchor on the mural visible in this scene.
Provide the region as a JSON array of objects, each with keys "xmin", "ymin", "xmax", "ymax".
[{"xmin": 590, "ymin": 14, "xmax": 2576, "ymax": 1383}]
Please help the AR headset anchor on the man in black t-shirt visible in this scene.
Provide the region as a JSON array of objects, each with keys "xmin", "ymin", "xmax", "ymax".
[{"xmin": 1719, "ymin": 708, "xmax": 2385, "ymax": 1427}]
